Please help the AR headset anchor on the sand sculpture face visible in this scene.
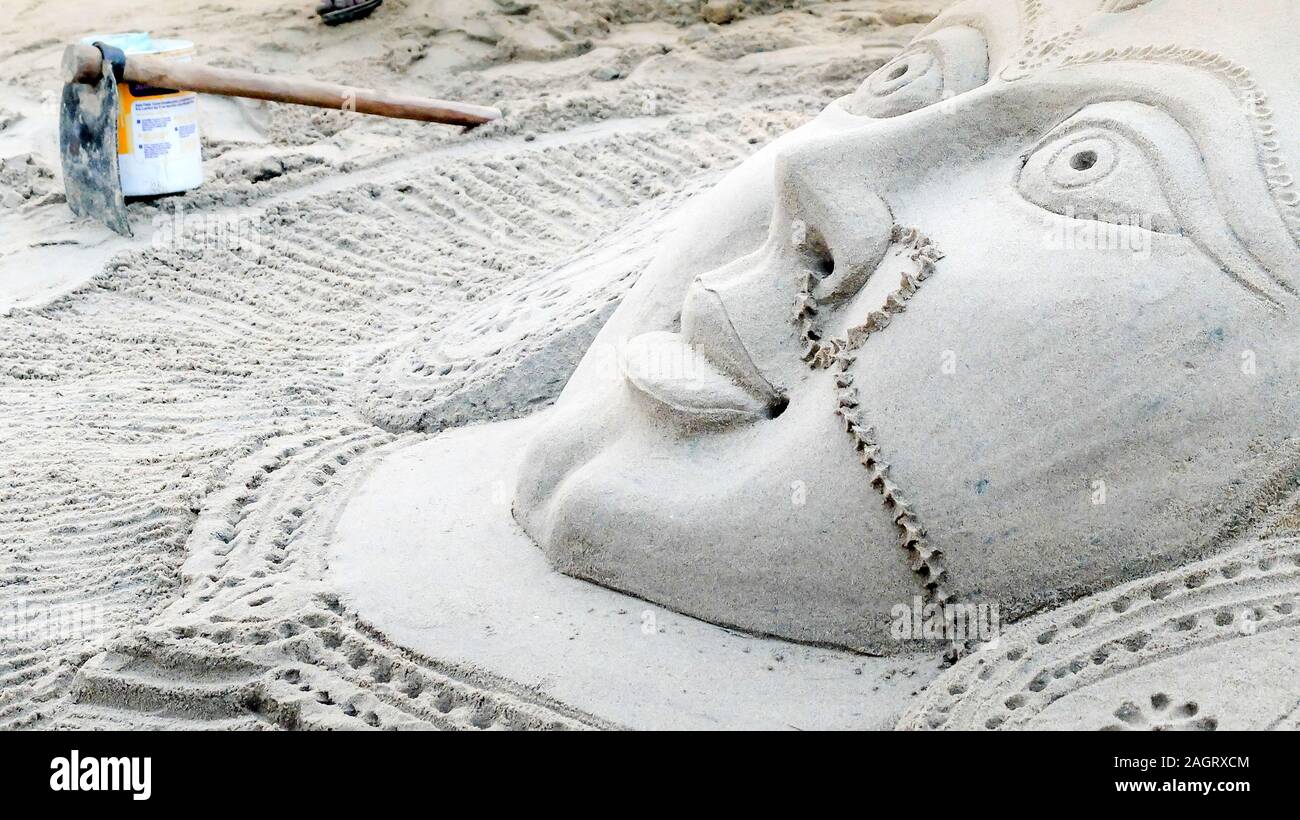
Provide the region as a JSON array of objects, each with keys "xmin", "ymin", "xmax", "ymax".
[{"xmin": 513, "ymin": 0, "xmax": 1300, "ymax": 652}]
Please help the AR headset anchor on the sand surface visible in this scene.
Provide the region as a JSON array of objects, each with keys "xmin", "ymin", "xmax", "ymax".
[{"xmin": 0, "ymin": 0, "xmax": 946, "ymax": 729}]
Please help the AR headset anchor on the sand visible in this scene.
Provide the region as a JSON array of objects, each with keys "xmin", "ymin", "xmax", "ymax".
[{"xmin": 0, "ymin": 0, "xmax": 945, "ymax": 729}]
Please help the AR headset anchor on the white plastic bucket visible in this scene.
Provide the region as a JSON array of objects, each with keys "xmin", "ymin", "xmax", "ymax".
[{"xmin": 82, "ymin": 32, "xmax": 203, "ymax": 197}]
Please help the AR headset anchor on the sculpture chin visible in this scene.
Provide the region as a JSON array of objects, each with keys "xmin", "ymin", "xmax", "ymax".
[{"xmin": 512, "ymin": 389, "xmax": 924, "ymax": 654}]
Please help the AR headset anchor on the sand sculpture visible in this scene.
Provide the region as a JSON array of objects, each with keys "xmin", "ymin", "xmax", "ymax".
[{"xmin": 513, "ymin": 0, "xmax": 1300, "ymax": 660}]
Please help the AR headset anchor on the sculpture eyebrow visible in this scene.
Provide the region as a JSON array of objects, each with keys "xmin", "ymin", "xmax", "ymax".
[
  {"xmin": 1097, "ymin": 0, "xmax": 1158, "ymax": 11},
  {"xmin": 920, "ymin": 11, "xmax": 1003, "ymax": 69}
]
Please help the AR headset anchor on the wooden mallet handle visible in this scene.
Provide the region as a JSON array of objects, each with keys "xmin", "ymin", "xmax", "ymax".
[{"xmin": 62, "ymin": 42, "xmax": 500, "ymax": 127}]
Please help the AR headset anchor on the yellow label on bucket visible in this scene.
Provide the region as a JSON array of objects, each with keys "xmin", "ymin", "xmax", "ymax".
[
  {"xmin": 117, "ymin": 85, "xmax": 198, "ymax": 155},
  {"xmin": 86, "ymin": 32, "xmax": 204, "ymax": 197}
]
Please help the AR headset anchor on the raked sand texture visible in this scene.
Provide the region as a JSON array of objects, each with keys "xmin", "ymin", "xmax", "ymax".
[{"xmin": 0, "ymin": 1, "xmax": 942, "ymax": 729}]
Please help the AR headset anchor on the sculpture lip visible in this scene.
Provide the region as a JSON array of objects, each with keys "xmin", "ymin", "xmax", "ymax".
[
  {"xmin": 682, "ymin": 280, "xmax": 784, "ymax": 396},
  {"xmin": 620, "ymin": 331, "xmax": 785, "ymax": 422}
]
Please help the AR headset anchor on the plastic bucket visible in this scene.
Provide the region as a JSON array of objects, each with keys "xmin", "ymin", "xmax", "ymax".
[{"xmin": 82, "ymin": 32, "xmax": 203, "ymax": 197}]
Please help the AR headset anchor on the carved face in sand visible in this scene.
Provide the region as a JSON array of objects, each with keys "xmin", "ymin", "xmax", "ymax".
[{"xmin": 513, "ymin": 0, "xmax": 1300, "ymax": 652}]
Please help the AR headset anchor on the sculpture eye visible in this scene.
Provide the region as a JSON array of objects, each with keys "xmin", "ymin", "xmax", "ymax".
[
  {"xmin": 841, "ymin": 26, "xmax": 988, "ymax": 118},
  {"xmin": 1018, "ymin": 125, "xmax": 1178, "ymax": 233},
  {"xmin": 1016, "ymin": 101, "xmax": 1291, "ymax": 304}
]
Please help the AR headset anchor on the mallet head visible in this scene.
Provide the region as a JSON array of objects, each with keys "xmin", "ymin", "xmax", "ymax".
[{"xmin": 59, "ymin": 43, "xmax": 132, "ymax": 237}]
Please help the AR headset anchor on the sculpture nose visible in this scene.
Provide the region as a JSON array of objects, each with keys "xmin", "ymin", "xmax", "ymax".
[
  {"xmin": 772, "ymin": 133, "xmax": 897, "ymax": 304},
  {"xmin": 697, "ymin": 131, "xmax": 895, "ymax": 310},
  {"xmin": 681, "ymin": 129, "xmax": 897, "ymax": 390}
]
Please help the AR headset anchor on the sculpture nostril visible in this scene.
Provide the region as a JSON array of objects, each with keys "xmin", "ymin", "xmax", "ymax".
[
  {"xmin": 813, "ymin": 252, "xmax": 835, "ymax": 280},
  {"xmin": 767, "ymin": 394, "xmax": 790, "ymax": 419},
  {"xmin": 800, "ymin": 225, "xmax": 836, "ymax": 280}
]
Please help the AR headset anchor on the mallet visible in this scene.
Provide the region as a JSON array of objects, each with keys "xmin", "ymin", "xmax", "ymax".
[{"xmin": 59, "ymin": 41, "xmax": 502, "ymax": 236}]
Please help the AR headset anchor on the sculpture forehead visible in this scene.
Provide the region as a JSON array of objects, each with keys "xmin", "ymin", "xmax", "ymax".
[{"xmin": 931, "ymin": 0, "xmax": 1300, "ymax": 83}]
